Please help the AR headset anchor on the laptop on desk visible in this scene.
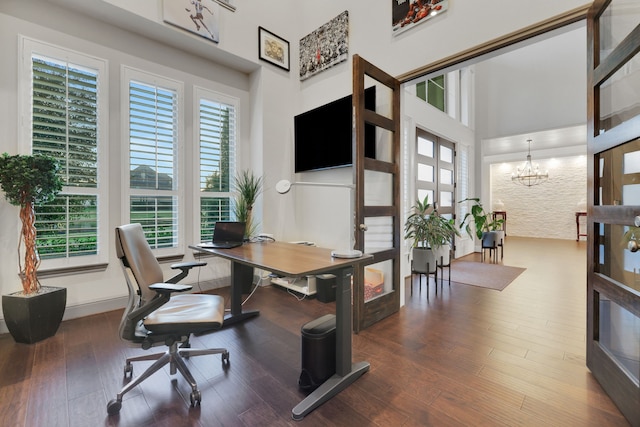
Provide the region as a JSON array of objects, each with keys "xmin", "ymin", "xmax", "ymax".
[{"xmin": 198, "ymin": 221, "xmax": 246, "ymax": 249}]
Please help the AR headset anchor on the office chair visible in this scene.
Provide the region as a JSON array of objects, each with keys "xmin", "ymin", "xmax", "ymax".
[{"xmin": 107, "ymin": 223, "xmax": 229, "ymax": 415}]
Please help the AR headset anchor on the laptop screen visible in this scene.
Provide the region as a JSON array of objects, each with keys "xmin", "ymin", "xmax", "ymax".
[{"xmin": 213, "ymin": 221, "xmax": 246, "ymax": 242}]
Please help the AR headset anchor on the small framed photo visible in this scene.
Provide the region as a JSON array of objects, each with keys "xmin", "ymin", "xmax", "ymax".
[{"xmin": 258, "ymin": 27, "xmax": 290, "ymax": 71}]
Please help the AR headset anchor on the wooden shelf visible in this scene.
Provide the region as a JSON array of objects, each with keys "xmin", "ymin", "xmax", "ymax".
[{"xmin": 271, "ymin": 277, "xmax": 317, "ymax": 296}]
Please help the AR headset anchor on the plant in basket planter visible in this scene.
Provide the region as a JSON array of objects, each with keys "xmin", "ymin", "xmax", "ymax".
[
  {"xmin": 404, "ymin": 195, "xmax": 459, "ymax": 274},
  {"xmin": 0, "ymin": 153, "xmax": 65, "ymax": 343}
]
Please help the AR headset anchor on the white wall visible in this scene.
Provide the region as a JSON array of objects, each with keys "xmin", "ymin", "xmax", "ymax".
[
  {"xmin": 0, "ymin": 0, "xmax": 592, "ymax": 326},
  {"xmin": 475, "ymin": 25, "xmax": 587, "ymax": 140},
  {"xmin": 491, "ymin": 155, "xmax": 587, "ymax": 240}
]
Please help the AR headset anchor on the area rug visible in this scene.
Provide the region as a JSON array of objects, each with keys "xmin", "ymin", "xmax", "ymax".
[{"xmin": 449, "ymin": 261, "xmax": 525, "ymax": 291}]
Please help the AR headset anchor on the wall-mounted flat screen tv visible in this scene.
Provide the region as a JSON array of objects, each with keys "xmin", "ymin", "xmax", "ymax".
[{"xmin": 294, "ymin": 87, "xmax": 376, "ymax": 173}]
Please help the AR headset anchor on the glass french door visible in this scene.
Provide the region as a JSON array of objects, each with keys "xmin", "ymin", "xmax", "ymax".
[
  {"xmin": 352, "ymin": 55, "xmax": 401, "ymax": 332},
  {"xmin": 415, "ymin": 129, "xmax": 456, "ymax": 223},
  {"xmin": 587, "ymin": 1, "xmax": 640, "ymax": 425}
]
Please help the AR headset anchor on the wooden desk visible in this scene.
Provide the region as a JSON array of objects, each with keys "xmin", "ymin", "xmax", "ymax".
[{"xmin": 191, "ymin": 241, "xmax": 372, "ymax": 420}]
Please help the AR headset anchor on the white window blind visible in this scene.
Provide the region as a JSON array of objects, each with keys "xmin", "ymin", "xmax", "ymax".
[
  {"xmin": 128, "ymin": 79, "xmax": 179, "ymax": 249},
  {"xmin": 30, "ymin": 53, "xmax": 102, "ymax": 261},
  {"xmin": 458, "ymin": 144, "xmax": 469, "ymax": 230},
  {"xmin": 197, "ymin": 91, "xmax": 237, "ymax": 242}
]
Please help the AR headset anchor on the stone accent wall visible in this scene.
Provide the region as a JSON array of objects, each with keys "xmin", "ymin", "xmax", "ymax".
[{"xmin": 490, "ymin": 156, "xmax": 587, "ymax": 240}]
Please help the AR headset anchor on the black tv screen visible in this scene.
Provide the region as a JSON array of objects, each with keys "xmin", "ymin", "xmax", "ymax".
[{"xmin": 294, "ymin": 87, "xmax": 376, "ymax": 172}]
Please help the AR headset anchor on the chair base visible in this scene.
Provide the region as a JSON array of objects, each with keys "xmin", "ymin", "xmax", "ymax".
[{"xmin": 107, "ymin": 340, "xmax": 229, "ymax": 415}]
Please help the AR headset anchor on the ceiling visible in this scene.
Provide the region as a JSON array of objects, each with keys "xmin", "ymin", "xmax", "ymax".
[{"xmin": 478, "ymin": 23, "xmax": 588, "ymax": 157}]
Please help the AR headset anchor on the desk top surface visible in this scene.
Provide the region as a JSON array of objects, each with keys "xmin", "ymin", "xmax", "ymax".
[{"xmin": 190, "ymin": 241, "xmax": 372, "ymax": 277}]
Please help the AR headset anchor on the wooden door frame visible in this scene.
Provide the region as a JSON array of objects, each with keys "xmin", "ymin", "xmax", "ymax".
[
  {"xmin": 586, "ymin": 1, "xmax": 640, "ymax": 425},
  {"xmin": 396, "ymin": 5, "xmax": 590, "ymax": 84},
  {"xmin": 352, "ymin": 55, "xmax": 401, "ymax": 332}
]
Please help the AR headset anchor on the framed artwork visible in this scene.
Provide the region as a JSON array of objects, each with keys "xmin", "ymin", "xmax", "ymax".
[
  {"xmin": 163, "ymin": 0, "xmax": 220, "ymax": 43},
  {"xmin": 299, "ymin": 11, "xmax": 349, "ymax": 81},
  {"xmin": 258, "ymin": 27, "xmax": 290, "ymax": 71},
  {"xmin": 392, "ymin": 0, "xmax": 449, "ymax": 37}
]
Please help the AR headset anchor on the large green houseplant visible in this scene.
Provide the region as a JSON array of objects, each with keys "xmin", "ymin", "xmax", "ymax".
[
  {"xmin": 0, "ymin": 153, "xmax": 65, "ymax": 343},
  {"xmin": 458, "ymin": 197, "xmax": 504, "ymax": 240},
  {"xmin": 459, "ymin": 197, "xmax": 504, "ymax": 259},
  {"xmin": 405, "ymin": 195, "xmax": 459, "ymax": 273}
]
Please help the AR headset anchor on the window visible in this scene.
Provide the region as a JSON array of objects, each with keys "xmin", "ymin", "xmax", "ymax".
[
  {"xmin": 21, "ymin": 37, "xmax": 108, "ymax": 268},
  {"xmin": 416, "ymin": 130, "xmax": 456, "ymax": 221},
  {"xmin": 124, "ymin": 67, "xmax": 183, "ymax": 252},
  {"xmin": 416, "ymin": 74, "xmax": 446, "ymax": 112},
  {"xmin": 195, "ymin": 87, "xmax": 237, "ymax": 243}
]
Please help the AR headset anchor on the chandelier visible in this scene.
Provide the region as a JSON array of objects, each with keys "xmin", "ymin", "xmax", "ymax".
[{"xmin": 511, "ymin": 139, "xmax": 548, "ymax": 187}]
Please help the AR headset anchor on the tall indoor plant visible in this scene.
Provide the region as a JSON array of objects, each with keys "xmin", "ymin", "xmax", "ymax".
[
  {"xmin": 233, "ymin": 169, "xmax": 263, "ymax": 294},
  {"xmin": 405, "ymin": 195, "xmax": 459, "ymax": 271},
  {"xmin": 233, "ymin": 169, "xmax": 263, "ymax": 239},
  {"xmin": 0, "ymin": 153, "xmax": 65, "ymax": 343},
  {"xmin": 459, "ymin": 197, "xmax": 504, "ymax": 254}
]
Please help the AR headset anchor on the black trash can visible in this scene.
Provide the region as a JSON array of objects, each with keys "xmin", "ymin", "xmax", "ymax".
[{"xmin": 299, "ymin": 314, "xmax": 336, "ymax": 391}]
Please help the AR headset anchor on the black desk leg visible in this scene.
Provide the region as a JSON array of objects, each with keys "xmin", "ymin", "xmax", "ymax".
[
  {"xmin": 222, "ymin": 261, "xmax": 259, "ymax": 327},
  {"xmin": 291, "ymin": 266, "xmax": 370, "ymax": 420}
]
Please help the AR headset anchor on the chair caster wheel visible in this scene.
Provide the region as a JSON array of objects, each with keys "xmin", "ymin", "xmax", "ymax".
[
  {"xmin": 190, "ymin": 390, "xmax": 201, "ymax": 407},
  {"xmin": 107, "ymin": 399, "xmax": 122, "ymax": 415}
]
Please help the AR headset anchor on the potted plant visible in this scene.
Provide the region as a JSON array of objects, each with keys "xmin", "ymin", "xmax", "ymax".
[
  {"xmin": 459, "ymin": 197, "xmax": 504, "ymax": 251},
  {"xmin": 404, "ymin": 195, "xmax": 459, "ymax": 274},
  {"xmin": 0, "ymin": 153, "xmax": 65, "ymax": 343},
  {"xmin": 232, "ymin": 169, "xmax": 262, "ymax": 293},
  {"xmin": 233, "ymin": 169, "xmax": 263, "ymax": 239}
]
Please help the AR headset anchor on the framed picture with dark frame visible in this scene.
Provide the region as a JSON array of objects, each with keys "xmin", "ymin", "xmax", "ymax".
[{"xmin": 258, "ymin": 27, "xmax": 290, "ymax": 71}]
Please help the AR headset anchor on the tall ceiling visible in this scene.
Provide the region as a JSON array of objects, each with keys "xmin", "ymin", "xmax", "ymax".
[{"xmin": 479, "ymin": 22, "xmax": 587, "ymax": 157}]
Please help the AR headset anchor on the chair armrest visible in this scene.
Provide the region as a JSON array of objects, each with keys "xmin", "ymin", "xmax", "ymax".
[
  {"xmin": 171, "ymin": 261, "xmax": 207, "ymax": 270},
  {"xmin": 149, "ymin": 283, "xmax": 193, "ymax": 294},
  {"xmin": 125, "ymin": 282, "xmax": 193, "ymax": 327},
  {"xmin": 167, "ymin": 261, "xmax": 207, "ymax": 284}
]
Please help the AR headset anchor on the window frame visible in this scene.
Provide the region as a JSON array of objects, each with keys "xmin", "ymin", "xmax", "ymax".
[
  {"xmin": 121, "ymin": 66, "xmax": 185, "ymax": 257},
  {"xmin": 19, "ymin": 36, "xmax": 109, "ymax": 270},
  {"xmin": 416, "ymin": 74, "xmax": 446, "ymax": 112},
  {"xmin": 193, "ymin": 86, "xmax": 239, "ymax": 243}
]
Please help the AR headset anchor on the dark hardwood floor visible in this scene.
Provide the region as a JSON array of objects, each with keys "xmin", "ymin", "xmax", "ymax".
[{"xmin": 0, "ymin": 237, "xmax": 630, "ymax": 426}]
